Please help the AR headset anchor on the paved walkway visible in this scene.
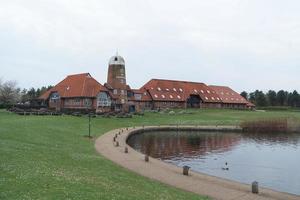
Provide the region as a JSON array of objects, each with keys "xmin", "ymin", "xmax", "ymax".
[{"xmin": 95, "ymin": 126, "xmax": 300, "ymax": 200}]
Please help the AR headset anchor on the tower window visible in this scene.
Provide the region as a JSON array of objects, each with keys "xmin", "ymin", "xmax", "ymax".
[{"xmin": 114, "ymin": 57, "xmax": 118, "ymax": 61}]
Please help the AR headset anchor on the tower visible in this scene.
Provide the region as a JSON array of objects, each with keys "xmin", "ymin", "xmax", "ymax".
[{"xmin": 107, "ymin": 53, "xmax": 127, "ymax": 106}]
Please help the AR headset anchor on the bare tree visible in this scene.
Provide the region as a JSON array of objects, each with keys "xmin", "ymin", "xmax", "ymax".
[{"xmin": 0, "ymin": 80, "xmax": 21, "ymax": 104}]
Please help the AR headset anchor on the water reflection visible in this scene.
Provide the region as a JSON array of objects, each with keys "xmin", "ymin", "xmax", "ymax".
[
  {"xmin": 127, "ymin": 130, "xmax": 300, "ymax": 195},
  {"xmin": 128, "ymin": 131, "xmax": 242, "ymax": 160}
]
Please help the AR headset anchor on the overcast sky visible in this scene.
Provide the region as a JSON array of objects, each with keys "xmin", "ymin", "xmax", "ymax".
[{"xmin": 1, "ymin": 0, "xmax": 300, "ymax": 92}]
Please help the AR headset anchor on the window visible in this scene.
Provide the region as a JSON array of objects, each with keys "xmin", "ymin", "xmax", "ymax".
[
  {"xmin": 205, "ymin": 96, "xmax": 209, "ymax": 100},
  {"xmin": 200, "ymin": 90, "xmax": 204, "ymax": 93},
  {"xmin": 217, "ymin": 97, "xmax": 220, "ymax": 100},
  {"xmin": 166, "ymin": 88, "xmax": 169, "ymax": 91},
  {"xmin": 161, "ymin": 94, "xmax": 165, "ymax": 98},
  {"xmin": 121, "ymin": 90, "xmax": 125, "ymax": 95},
  {"xmin": 194, "ymin": 89, "xmax": 198, "ymax": 93},
  {"xmin": 211, "ymin": 97, "xmax": 215, "ymax": 100},
  {"xmin": 157, "ymin": 87, "xmax": 161, "ymax": 91},
  {"xmin": 173, "ymin": 88, "xmax": 177, "ymax": 92},
  {"xmin": 97, "ymin": 92, "xmax": 112, "ymax": 107},
  {"xmin": 179, "ymin": 88, "xmax": 183, "ymax": 92},
  {"xmin": 170, "ymin": 95, "xmax": 173, "ymax": 99},
  {"xmin": 120, "ymin": 79, "xmax": 125, "ymax": 84},
  {"xmin": 84, "ymin": 98, "xmax": 92, "ymax": 107},
  {"xmin": 207, "ymin": 90, "xmax": 210, "ymax": 94},
  {"xmin": 113, "ymin": 89, "xmax": 118, "ymax": 94},
  {"xmin": 154, "ymin": 94, "xmax": 158, "ymax": 98},
  {"xmin": 134, "ymin": 94, "xmax": 142, "ymax": 100},
  {"xmin": 50, "ymin": 92, "xmax": 60, "ymax": 103},
  {"xmin": 177, "ymin": 95, "xmax": 181, "ymax": 99}
]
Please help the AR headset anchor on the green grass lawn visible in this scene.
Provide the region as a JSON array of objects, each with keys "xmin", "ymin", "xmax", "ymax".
[{"xmin": 1, "ymin": 109, "xmax": 300, "ymax": 200}]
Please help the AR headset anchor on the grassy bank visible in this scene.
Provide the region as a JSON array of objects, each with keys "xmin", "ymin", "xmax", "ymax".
[{"xmin": 1, "ymin": 109, "xmax": 300, "ymax": 200}]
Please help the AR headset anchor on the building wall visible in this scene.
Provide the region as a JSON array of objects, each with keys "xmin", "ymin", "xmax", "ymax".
[
  {"xmin": 107, "ymin": 63, "xmax": 127, "ymax": 105},
  {"xmin": 63, "ymin": 98, "xmax": 94, "ymax": 109},
  {"xmin": 152, "ymin": 101, "xmax": 185, "ymax": 109},
  {"xmin": 222, "ymin": 103, "xmax": 248, "ymax": 109},
  {"xmin": 201, "ymin": 102, "xmax": 222, "ymax": 108}
]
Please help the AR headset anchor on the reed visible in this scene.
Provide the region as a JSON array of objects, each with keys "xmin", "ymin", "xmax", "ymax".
[{"xmin": 241, "ymin": 118, "xmax": 288, "ymax": 133}]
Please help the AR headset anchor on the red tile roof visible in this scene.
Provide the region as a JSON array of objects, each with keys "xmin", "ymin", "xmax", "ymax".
[
  {"xmin": 39, "ymin": 73, "xmax": 107, "ymax": 99},
  {"xmin": 140, "ymin": 79, "xmax": 222, "ymax": 103},
  {"xmin": 209, "ymin": 85, "xmax": 249, "ymax": 104},
  {"xmin": 137, "ymin": 88, "xmax": 153, "ymax": 101}
]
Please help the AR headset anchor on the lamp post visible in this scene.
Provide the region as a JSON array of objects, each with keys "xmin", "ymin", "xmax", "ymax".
[{"xmin": 88, "ymin": 112, "xmax": 91, "ymax": 138}]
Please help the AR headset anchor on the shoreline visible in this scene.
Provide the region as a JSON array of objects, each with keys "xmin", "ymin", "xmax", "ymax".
[{"xmin": 95, "ymin": 126, "xmax": 300, "ymax": 200}]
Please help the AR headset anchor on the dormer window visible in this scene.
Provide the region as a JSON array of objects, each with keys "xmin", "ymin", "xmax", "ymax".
[{"xmin": 157, "ymin": 87, "xmax": 161, "ymax": 91}]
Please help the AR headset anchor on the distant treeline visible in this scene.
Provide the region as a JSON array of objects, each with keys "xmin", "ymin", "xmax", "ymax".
[
  {"xmin": 0, "ymin": 78, "xmax": 52, "ymax": 108},
  {"xmin": 240, "ymin": 90, "xmax": 300, "ymax": 108}
]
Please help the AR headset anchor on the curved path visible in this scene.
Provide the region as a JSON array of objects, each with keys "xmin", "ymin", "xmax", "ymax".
[{"xmin": 95, "ymin": 126, "xmax": 300, "ymax": 200}]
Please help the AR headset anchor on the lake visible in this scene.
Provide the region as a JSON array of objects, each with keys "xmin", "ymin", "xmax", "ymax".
[{"xmin": 127, "ymin": 130, "xmax": 300, "ymax": 195}]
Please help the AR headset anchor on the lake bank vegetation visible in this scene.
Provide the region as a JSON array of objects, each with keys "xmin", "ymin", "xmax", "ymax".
[{"xmin": 241, "ymin": 118, "xmax": 300, "ymax": 133}]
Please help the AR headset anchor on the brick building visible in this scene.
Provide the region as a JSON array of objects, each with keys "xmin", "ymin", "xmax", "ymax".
[
  {"xmin": 39, "ymin": 73, "xmax": 112, "ymax": 112},
  {"xmin": 39, "ymin": 53, "xmax": 255, "ymax": 112}
]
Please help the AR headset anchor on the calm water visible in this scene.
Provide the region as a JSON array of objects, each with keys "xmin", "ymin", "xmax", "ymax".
[{"xmin": 127, "ymin": 130, "xmax": 300, "ymax": 195}]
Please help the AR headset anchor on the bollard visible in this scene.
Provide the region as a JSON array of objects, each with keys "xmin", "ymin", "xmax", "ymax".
[
  {"xmin": 115, "ymin": 141, "xmax": 119, "ymax": 147},
  {"xmin": 118, "ymin": 131, "xmax": 121, "ymax": 135},
  {"xmin": 113, "ymin": 137, "xmax": 116, "ymax": 142},
  {"xmin": 183, "ymin": 166, "xmax": 190, "ymax": 176},
  {"xmin": 252, "ymin": 181, "xmax": 259, "ymax": 194},
  {"xmin": 124, "ymin": 147, "xmax": 128, "ymax": 153},
  {"xmin": 115, "ymin": 134, "xmax": 118, "ymax": 138},
  {"xmin": 126, "ymin": 127, "xmax": 128, "ymax": 130},
  {"xmin": 145, "ymin": 155, "xmax": 149, "ymax": 162}
]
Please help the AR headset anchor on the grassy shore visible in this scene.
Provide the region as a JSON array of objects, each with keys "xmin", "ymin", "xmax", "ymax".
[{"xmin": 1, "ymin": 109, "xmax": 300, "ymax": 200}]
